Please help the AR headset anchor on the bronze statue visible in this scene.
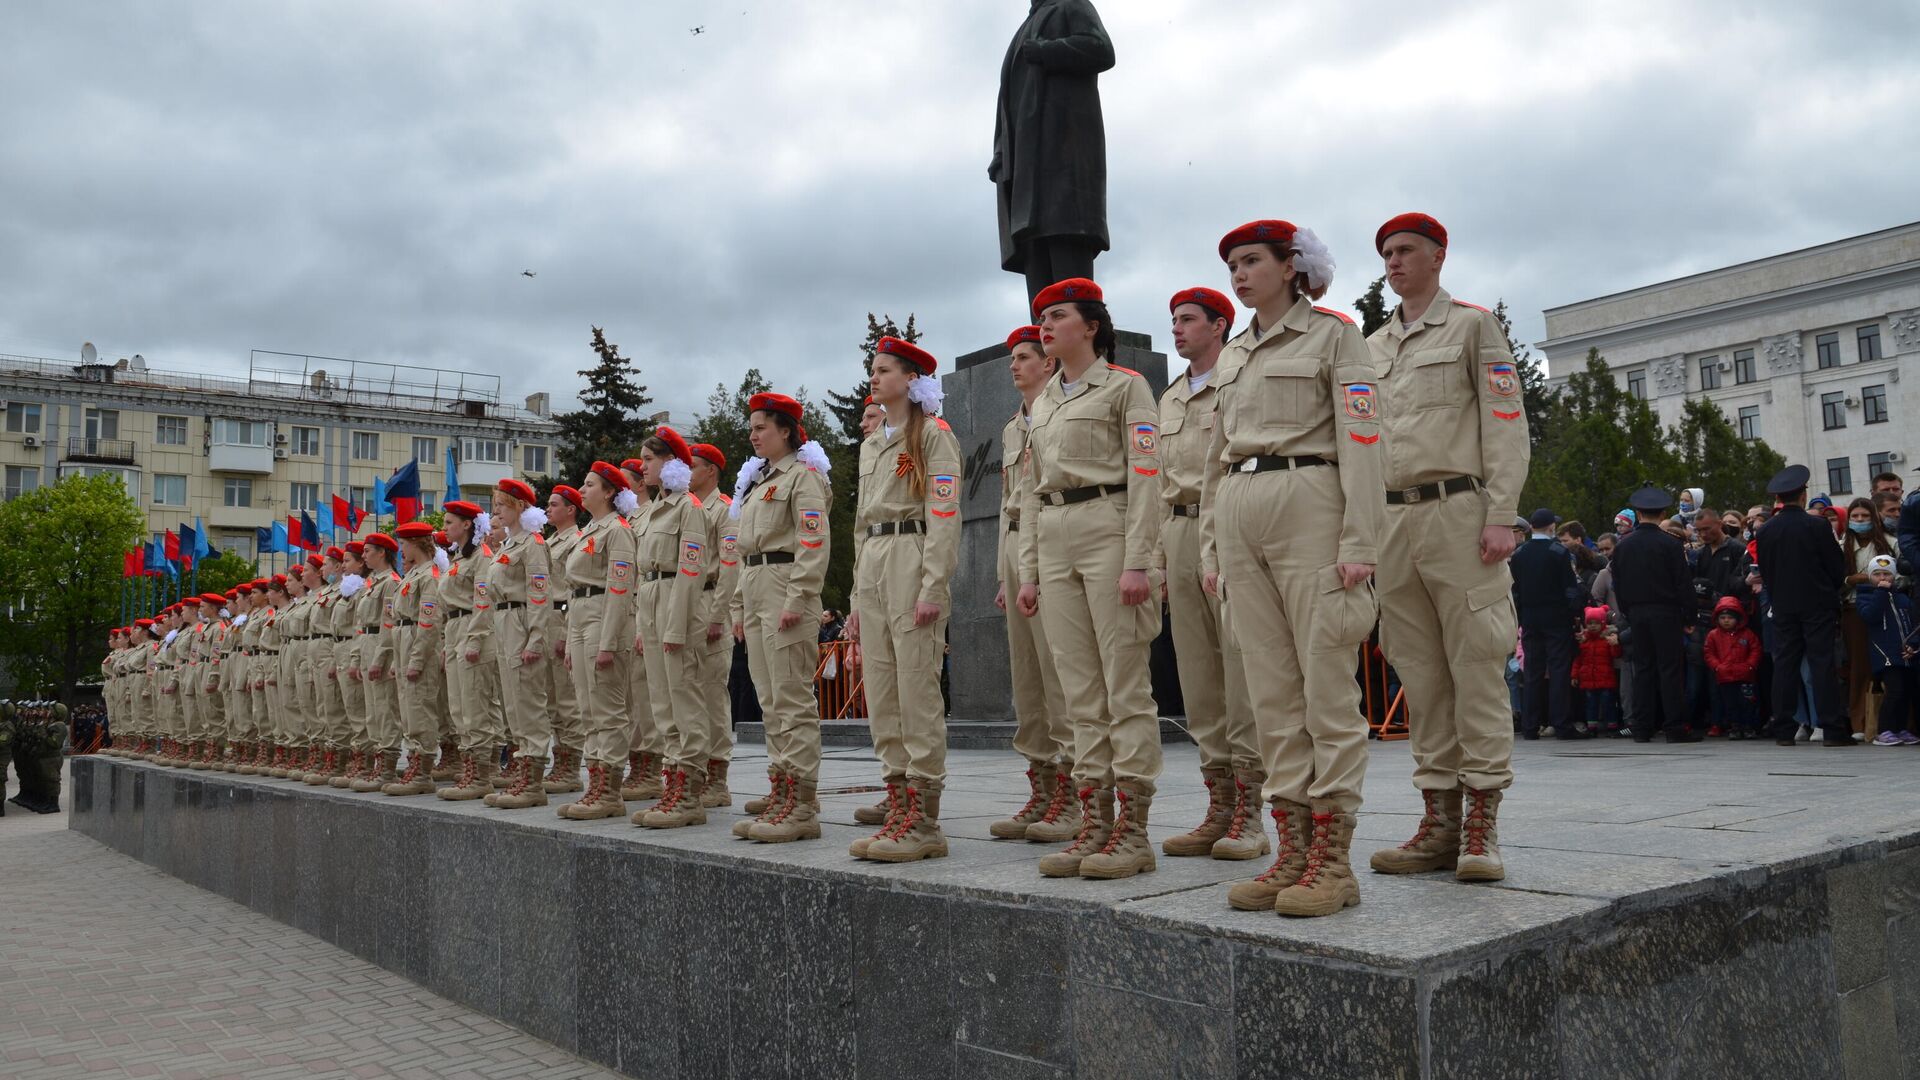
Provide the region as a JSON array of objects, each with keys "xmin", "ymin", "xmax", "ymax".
[{"xmin": 990, "ymin": 0, "xmax": 1115, "ymax": 303}]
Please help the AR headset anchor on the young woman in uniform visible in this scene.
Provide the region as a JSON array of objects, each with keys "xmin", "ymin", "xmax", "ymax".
[
  {"xmin": 688, "ymin": 442, "xmax": 738, "ymax": 807},
  {"xmin": 617, "ymin": 458, "xmax": 664, "ymax": 802},
  {"xmin": 356, "ymin": 534, "xmax": 405, "ymax": 793},
  {"xmin": 331, "ymin": 543, "xmax": 372, "ymax": 788},
  {"xmin": 479, "ymin": 478, "xmax": 554, "ymax": 810},
  {"xmin": 542, "ymin": 485, "xmax": 587, "ymax": 793},
  {"xmin": 437, "ymin": 500, "xmax": 506, "ymax": 799},
  {"xmin": 384, "ymin": 521, "xmax": 448, "ymax": 795},
  {"xmin": 847, "ymin": 338, "xmax": 963, "ymax": 862},
  {"xmin": 556, "ymin": 461, "xmax": 639, "ymax": 820}
]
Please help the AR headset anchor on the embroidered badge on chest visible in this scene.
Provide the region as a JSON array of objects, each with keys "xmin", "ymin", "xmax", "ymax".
[
  {"xmin": 1344, "ymin": 383, "xmax": 1377, "ymax": 419},
  {"xmin": 1487, "ymin": 362, "xmax": 1519, "ymax": 398}
]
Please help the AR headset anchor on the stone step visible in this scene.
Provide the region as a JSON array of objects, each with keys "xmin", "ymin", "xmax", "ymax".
[{"xmin": 731, "ymin": 716, "xmax": 1197, "ymax": 749}]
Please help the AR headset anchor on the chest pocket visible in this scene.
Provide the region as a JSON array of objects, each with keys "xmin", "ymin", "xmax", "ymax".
[
  {"xmin": 1052, "ymin": 402, "xmax": 1113, "ymax": 466},
  {"xmin": 1406, "ymin": 346, "xmax": 1468, "ymax": 413},
  {"xmin": 747, "ymin": 484, "xmax": 790, "ymax": 550},
  {"xmin": 1258, "ymin": 354, "xmax": 1325, "ymax": 430}
]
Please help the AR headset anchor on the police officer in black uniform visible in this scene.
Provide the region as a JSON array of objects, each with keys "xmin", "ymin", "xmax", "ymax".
[
  {"xmin": 1755, "ymin": 465, "xmax": 1853, "ymax": 747},
  {"xmin": 1610, "ymin": 484, "xmax": 1698, "ymax": 742}
]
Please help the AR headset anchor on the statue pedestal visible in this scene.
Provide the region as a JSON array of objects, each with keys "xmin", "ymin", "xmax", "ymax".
[{"xmin": 940, "ymin": 331, "xmax": 1168, "ymax": 720}]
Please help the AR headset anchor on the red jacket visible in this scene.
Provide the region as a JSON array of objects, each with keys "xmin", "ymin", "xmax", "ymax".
[
  {"xmin": 1704, "ymin": 597, "xmax": 1762, "ymax": 684},
  {"xmin": 1571, "ymin": 631, "xmax": 1621, "ymax": 690}
]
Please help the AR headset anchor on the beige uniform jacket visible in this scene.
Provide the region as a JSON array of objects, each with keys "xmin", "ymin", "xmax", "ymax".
[
  {"xmin": 241, "ymin": 611, "xmax": 269, "ymax": 687},
  {"xmin": 279, "ymin": 594, "xmax": 312, "ymax": 687},
  {"xmin": 1198, "ymin": 296, "xmax": 1387, "ymax": 573},
  {"xmin": 396, "ymin": 564, "xmax": 442, "ymax": 674},
  {"xmin": 635, "ymin": 489, "xmax": 712, "ymax": 648},
  {"xmin": 565, "ymin": 511, "xmax": 638, "ymax": 655},
  {"xmin": 1156, "ymin": 365, "xmax": 1227, "ymax": 570},
  {"xmin": 1019, "ymin": 361, "xmax": 1164, "ymax": 581},
  {"xmin": 545, "ymin": 525, "xmax": 583, "ymax": 648},
  {"xmin": 476, "ymin": 531, "xmax": 551, "ymax": 658},
  {"xmin": 699, "ymin": 493, "xmax": 738, "ymax": 633},
  {"xmin": 442, "ymin": 544, "xmax": 491, "ymax": 654},
  {"xmin": 728, "ymin": 452, "xmax": 833, "ymax": 625},
  {"xmin": 995, "ymin": 409, "xmax": 1038, "ymax": 578},
  {"xmin": 854, "ymin": 418, "xmax": 964, "ymax": 610},
  {"xmin": 1365, "ymin": 287, "xmax": 1532, "ymax": 528},
  {"xmin": 365, "ymin": 571, "xmax": 403, "ymax": 673}
]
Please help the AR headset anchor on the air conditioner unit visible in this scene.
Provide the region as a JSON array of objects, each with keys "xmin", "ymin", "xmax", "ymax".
[
  {"xmin": 273, "ymin": 447, "xmax": 289, "ymax": 460},
  {"xmin": 1845, "ymin": 396, "xmax": 1860, "ymax": 408},
  {"xmin": 274, "ymin": 432, "xmax": 288, "ymax": 444},
  {"xmin": 23, "ymin": 434, "xmax": 40, "ymax": 449},
  {"xmin": 1717, "ymin": 358, "xmax": 1734, "ymax": 372},
  {"xmin": 1888, "ymin": 451, "xmax": 1908, "ymax": 465}
]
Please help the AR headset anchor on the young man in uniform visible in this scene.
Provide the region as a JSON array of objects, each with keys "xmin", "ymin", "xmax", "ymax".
[
  {"xmin": 1365, "ymin": 214, "xmax": 1530, "ymax": 883},
  {"xmin": 1156, "ymin": 288, "xmax": 1266, "ymax": 862}
]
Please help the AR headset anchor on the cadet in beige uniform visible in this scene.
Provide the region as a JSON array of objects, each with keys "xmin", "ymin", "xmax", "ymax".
[
  {"xmin": 617, "ymin": 459, "xmax": 664, "ymax": 801},
  {"xmin": 180, "ymin": 596, "xmax": 209, "ymax": 768},
  {"xmin": 309, "ymin": 548, "xmax": 353, "ymax": 786},
  {"xmin": 332, "ymin": 543, "xmax": 374, "ymax": 788},
  {"xmin": 438, "ymin": 501, "xmax": 507, "ymax": 799},
  {"xmin": 286, "ymin": 561, "xmax": 325, "ymax": 780},
  {"xmin": 479, "ymin": 478, "xmax": 555, "ymax": 806},
  {"xmin": 729, "ymin": 393, "xmax": 833, "ymax": 843},
  {"xmin": 1158, "ymin": 287, "xmax": 1267, "ymax": 863},
  {"xmin": 989, "ymin": 326, "xmax": 1077, "ymax": 843},
  {"xmin": 354, "ymin": 535, "xmax": 405, "ymax": 792},
  {"xmin": 689, "ymin": 443, "xmax": 738, "ymax": 808},
  {"xmin": 1365, "ymin": 214, "xmax": 1529, "ymax": 884},
  {"xmin": 214, "ymin": 591, "xmax": 247, "ymax": 770},
  {"xmin": 542, "ymin": 486, "xmax": 587, "ymax": 793},
  {"xmin": 268, "ymin": 574, "xmax": 306, "ymax": 778},
  {"xmin": 382, "ymin": 522, "xmax": 447, "ymax": 795},
  {"xmin": 557, "ymin": 462, "xmax": 639, "ymax": 821},
  {"xmin": 1016, "ymin": 278, "xmax": 1165, "ymax": 881},
  {"xmin": 1201, "ymin": 221, "xmax": 1384, "ymax": 918}
]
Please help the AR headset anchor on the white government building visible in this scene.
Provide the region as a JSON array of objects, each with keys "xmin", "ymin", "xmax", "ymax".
[{"xmin": 1538, "ymin": 221, "xmax": 1920, "ymax": 501}]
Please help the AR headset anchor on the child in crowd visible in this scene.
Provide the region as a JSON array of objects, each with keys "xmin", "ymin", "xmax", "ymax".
[
  {"xmin": 1857, "ymin": 554, "xmax": 1919, "ymax": 746},
  {"xmin": 1570, "ymin": 606, "xmax": 1622, "ymax": 736},
  {"xmin": 1703, "ymin": 596, "xmax": 1763, "ymax": 738}
]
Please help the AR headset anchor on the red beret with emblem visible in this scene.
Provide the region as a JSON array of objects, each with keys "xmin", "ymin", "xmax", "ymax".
[
  {"xmin": 656, "ymin": 425, "xmax": 693, "ymax": 467},
  {"xmin": 306, "ymin": 554, "xmax": 324, "ymax": 569},
  {"xmin": 181, "ymin": 595, "xmax": 203, "ymax": 606},
  {"xmin": 1375, "ymin": 212, "xmax": 1447, "ymax": 254},
  {"xmin": 619, "ymin": 458, "xmax": 647, "ymax": 478},
  {"xmin": 691, "ymin": 443, "xmax": 726, "ymax": 471},
  {"xmin": 1218, "ymin": 220, "xmax": 1297, "ymax": 261},
  {"xmin": 433, "ymin": 530, "xmax": 449, "ymax": 546},
  {"xmin": 1170, "ymin": 287, "xmax": 1236, "ymax": 330},
  {"xmin": 551, "ymin": 484, "xmax": 584, "ymax": 509},
  {"xmin": 363, "ymin": 532, "xmax": 398, "ymax": 553},
  {"xmin": 591, "ymin": 461, "xmax": 631, "ymax": 491},
  {"xmin": 1006, "ymin": 325, "xmax": 1043, "ymax": 351},
  {"xmin": 325, "ymin": 545, "xmax": 346, "ymax": 561},
  {"xmin": 394, "ymin": 521, "xmax": 435, "ymax": 541},
  {"xmin": 1032, "ymin": 277, "xmax": 1102, "ymax": 319},
  {"xmin": 270, "ymin": 574, "xmax": 288, "ymax": 588},
  {"xmin": 748, "ymin": 392, "xmax": 810, "ymax": 445},
  {"xmin": 496, "ymin": 478, "xmax": 538, "ymax": 505},
  {"xmin": 345, "ymin": 541, "xmax": 365, "ymax": 556},
  {"xmin": 876, "ymin": 337, "xmax": 937, "ymax": 376},
  {"xmin": 443, "ymin": 500, "xmax": 482, "ymax": 521},
  {"xmin": 201, "ymin": 592, "xmax": 226, "ymax": 606}
]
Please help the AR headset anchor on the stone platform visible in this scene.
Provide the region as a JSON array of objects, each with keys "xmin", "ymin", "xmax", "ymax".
[{"xmin": 68, "ymin": 740, "xmax": 1920, "ymax": 1079}]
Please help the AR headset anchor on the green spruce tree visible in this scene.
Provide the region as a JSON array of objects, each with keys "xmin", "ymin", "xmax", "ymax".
[
  {"xmin": 1666, "ymin": 397, "xmax": 1786, "ymax": 517},
  {"xmin": 552, "ymin": 326, "xmax": 656, "ymax": 485},
  {"xmin": 1354, "ymin": 275, "xmax": 1392, "ymax": 336},
  {"xmin": 825, "ymin": 313, "xmax": 920, "ymax": 442}
]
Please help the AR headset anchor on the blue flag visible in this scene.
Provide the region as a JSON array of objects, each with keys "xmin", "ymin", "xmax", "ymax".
[
  {"xmin": 269, "ymin": 521, "xmax": 288, "ymax": 554},
  {"xmin": 373, "ymin": 474, "xmax": 390, "ymax": 513},
  {"xmin": 192, "ymin": 516, "xmax": 211, "ymax": 560},
  {"xmin": 146, "ymin": 536, "xmax": 172, "ymax": 576},
  {"xmin": 445, "ymin": 444, "xmax": 460, "ymax": 503},
  {"xmin": 255, "ymin": 526, "xmax": 274, "ymax": 553},
  {"xmin": 386, "ymin": 460, "xmax": 422, "ymax": 524},
  {"xmin": 317, "ymin": 504, "xmax": 334, "ymax": 534},
  {"xmin": 300, "ymin": 510, "xmax": 321, "ymax": 550}
]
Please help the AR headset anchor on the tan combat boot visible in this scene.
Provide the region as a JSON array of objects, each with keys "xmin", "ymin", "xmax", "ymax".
[
  {"xmin": 268, "ymin": 746, "xmax": 293, "ymax": 778},
  {"xmin": 429, "ymin": 741, "xmax": 459, "ymax": 781},
  {"xmin": 1369, "ymin": 788, "xmax": 1462, "ymax": 875},
  {"xmin": 848, "ymin": 782, "xmax": 904, "ymax": 859},
  {"xmin": 1024, "ymin": 769, "xmax": 1079, "ymax": 843},
  {"xmin": 853, "ymin": 776, "xmax": 901, "ymax": 828},
  {"xmin": 989, "ymin": 763, "xmax": 1055, "ymax": 840},
  {"xmin": 232, "ymin": 742, "xmax": 256, "ymax": 774},
  {"xmin": 866, "ymin": 782, "xmax": 949, "ymax": 862},
  {"xmin": 188, "ymin": 741, "xmax": 212, "ymax": 770},
  {"xmin": 1079, "ymin": 785, "xmax": 1155, "ymax": 879},
  {"xmin": 1162, "ymin": 767, "xmax": 1233, "ymax": 856},
  {"xmin": 381, "ymin": 748, "xmax": 439, "ymax": 796},
  {"xmin": 620, "ymin": 751, "xmax": 663, "ymax": 801},
  {"xmin": 438, "ymin": 752, "xmax": 489, "ymax": 800},
  {"xmin": 491, "ymin": 749, "xmax": 514, "ymax": 788},
  {"xmin": 330, "ymin": 750, "xmax": 362, "ymax": 788},
  {"xmin": 750, "ymin": 775, "xmax": 821, "ymax": 843},
  {"xmin": 1456, "ymin": 787, "xmax": 1505, "ymax": 882},
  {"xmin": 1272, "ymin": 800, "xmax": 1360, "ymax": 917},
  {"xmin": 484, "ymin": 755, "xmax": 522, "ymax": 806},
  {"xmin": 557, "ymin": 763, "xmax": 623, "ymax": 820},
  {"xmin": 701, "ymin": 758, "xmax": 732, "ymax": 808},
  {"xmin": 493, "ymin": 754, "xmax": 551, "ymax": 809},
  {"xmin": 304, "ymin": 747, "xmax": 336, "ymax": 786},
  {"xmin": 1228, "ymin": 800, "xmax": 1312, "ymax": 911},
  {"xmin": 1038, "ymin": 788, "xmax": 1114, "ymax": 878},
  {"xmin": 543, "ymin": 747, "xmax": 584, "ymax": 793},
  {"xmin": 1211, "ymin": 771, "xmax": 1271, "ymax": 861},
  {"xmin": 641, "ymin": 767, "xmax": 710, "ymax": 828},
  {"xmin": 352, "ymin": 750, "xmax": 399, "ymax": 793},
  {"xmin": 734, "ymin": 767, "xmax": 782, "ymax": 837}
]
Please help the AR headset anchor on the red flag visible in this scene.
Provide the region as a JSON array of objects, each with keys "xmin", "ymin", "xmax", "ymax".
[
  {"xmin": 332, "ymin": 493, "xmax": 364, "ymax": 534},
  {"xmin": 163, "ymin": 530, "xmax": 180, "ymax": 562},
  {"xmin": 393, "ymin": 497, "xmax": 420, "ymax": 526},
  {"xmin": 123, "ymin": 550, "xmax": 140, "ymax": 578},
  {"xmin": 287, "ymin": 515, "xmax": 306, "ymax": 550}
]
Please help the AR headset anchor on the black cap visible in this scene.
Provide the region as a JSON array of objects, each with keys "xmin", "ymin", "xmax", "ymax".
[
  {"xmin": 1765, "ymin": 464, "xmax": 1811, "ymax": 496},
  {"xmin": 1627, "ymin": 484, "xmax": 1671, "ymax": 513},
  {"xmin": 1528, "ymin": 507, "xmax": 1559, "ymax": 529}
]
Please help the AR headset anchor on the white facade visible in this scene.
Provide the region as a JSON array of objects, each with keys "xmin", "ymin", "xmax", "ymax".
[{"xmin": 1537, "ymin": 222, "xmax": 1920, "ymax": 500}]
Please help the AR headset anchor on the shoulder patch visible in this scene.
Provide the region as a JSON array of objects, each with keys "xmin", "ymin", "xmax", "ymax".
[
  {"xmin": 934, "ymin": 417, "xmax": 952, "ymax": 431},
  {"xmin": 1312, "ymin": 306, "xmax": 1356, "ymax": 325},
  {"xmin": 718, "ymin": 494, "xmax": 733, "ymax": 505},
  {"xmin": 1106, "ymin": 363, "xmax": 1144, "ymax": 377},
  {"xmin": 1451, "ymin": 298, "xmax": 1492, "ymax": 313},
  {"xmin": 688, "ymin": 492, "xmax": 704, "ymax": 509}
]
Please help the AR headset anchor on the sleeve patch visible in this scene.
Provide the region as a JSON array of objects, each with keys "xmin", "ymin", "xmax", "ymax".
[
  {"xmin": 931, "ymin": 475, "xmax": 957, "ymax": 502},
  {"xmin": 1344, "ymin": 384, "xmax": 1377, "ymax": 419},
  {"xmin": 1349, "ymin": 431, "xmax": 1381, "ymax": 445},
  {"xmin": 799, "ymin": 538, "xmax": 825, "ymax": 549},
  {"xmin": 1487, "ymin": 362, "xmax": 1519, "ymax": 397},
  {"xmin": 800, "ymin": 509, "xmax": 823, "ymax": 534},
  {"xmin": 1491, "ymin": 408, "xmax": 1523, "ymax": 421},
  {"xmin": 1132, "ymin": 424, "xmax": 1158, "ymax": 454},
  {"xmin": 1133, "ymin": 466, "xmax": 1160, "ymax": 476},
  {"xmin": 930, "ymin": 507, "xmax": 958, "ymax": 518}
]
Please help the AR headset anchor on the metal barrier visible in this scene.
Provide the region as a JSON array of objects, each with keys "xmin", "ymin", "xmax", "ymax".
[
  {"xmin": 1359, "ymin": 639, "xmax": 1411, "ymax": 741},
  {"xmin": 815, "ymin": 640, "xmax": 866, "ymax": 720}
]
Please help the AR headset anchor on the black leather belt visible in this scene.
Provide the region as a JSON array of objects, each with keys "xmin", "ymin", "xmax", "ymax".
[
  {"xmin": 865, "ymin": 520, "xmax": 925, "ymax": 538},
  {"xmin": 642, "ymin": 570, "xmax": 671, "ymax": 582},
  {"xmin": 395, "ymin": 617, "xmax": 416, "ymax": 627},
  {"xmin": 445, "ymin": 609, "xmax": 473, "ymax": 621},
  {"xmin": 573, "ymin": 585, "xmax": 606, "ymax": 600},
  {"xmin": 1172, "ymin": 503, "xmax": 1201, "ymax": 518},
  {"xmin": 552, "ymin": 600, "xmax": 568, "ymax": 613},
  {"xmin": 1042, "ymin": 484, "xmax": 1121, "ymax": 507},
  {"xmin": 494, "ymin": 600, "xmax": 526, "ymax": 611},
  {"xmin": 1232, "ymin": 455, "xmax": 1331, "ymax": 475},
  {"xmin": 1386, "ymin": 476, "xmax": 1479, "ymax": 505},
  {"xmin": 745, "ymin": 552, "xmax": 795, "ymax": 566}
]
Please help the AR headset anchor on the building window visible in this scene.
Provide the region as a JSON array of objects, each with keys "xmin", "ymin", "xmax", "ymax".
[
  {"xmin": 1863, "ymin": 383, "xmax": 1889, "ymax": 424},
  {"xmin": 153, "ymin": 474, "xmax": 187, "ymax": 506},
  {"xmin": 291, "ymin": 426, "xmax": 321, "ymax": 456},
  {"xmin": 352, "ymin": 431, "xmax": 380, "ymax": 459},
  {"xmin": 1626, "ymin": 370, "xmax": 1646, "ymax": 400},
  {"xmin": 1816, "ymin": 332, "xmax": 1841, "ymax": 369},
  {"xmin": 212, "ymin": 418, "xmax": 269, "ymax": 446},
  {"xmin": 1869, "ymin": 451, "xmax": 1896, "ymax": 478},
  {"xmin": 84, "ymin": 408, "xmax": 120, "ymax": 440},
  {"xmin": 1827, "ymin": 458, "xmax": 1853, "ymax": 496},
  {"xmin": 289, "ymin": 483, "xmax": 319, "ymax": 512},
  {"xmin": 1821, "ymin": 392, "xmax": 1847, "ymax": 430},
  {"xmin": 413, "ymin": 436, "xmax": 436, "ymax": 464},
  {"xmin": 1733, "ymin": 349, "xmax": 1756, "ymax": 384},
  {"xmin": 215, "ymin": 534, "xmax": 253, "ymax": 560},
  {"xmin": 5, "ymin": 402, "xmax": 42, "ymax": 434},
  {"xmin": 461, "ymin": 437, "xmax": 509, "ymax": 464},
  {"xmin": 1858, "ymin": 325, "xmax": 1883, "ymax": 364},
  {"xmin": 155, "ymin": 415, "xmax": 189, "ymax": 446},
  {"xmin": 349, "ymin": 486, "xmax": 373, "ymax": 513},
  {"xmin": 1698, "ymin": 355, "xmax": 1721, "ymax": 391},
  {"xmin": 3, "ymin": 465, "xmax": 39, "ymax": 500},
  {"xmin": 1738, "ymin": 405, "xmax": 1761, "ymax": 440},
  {"xmin": 223, "ymin": 477, "xmax": 252, "ymax": 508},
  {"xmin": 523, "ymin": 444, "xmax": 549, "ymax": 474}
]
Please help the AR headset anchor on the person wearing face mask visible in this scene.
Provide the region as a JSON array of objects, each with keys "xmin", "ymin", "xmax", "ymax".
[
  {"xmin": 1841, "ymin": 497, "xmax": 1896, "ymax": 737},
  {"xmin": 1675, "ymin": 487, "xmax": 1705, "ymax": 527}
]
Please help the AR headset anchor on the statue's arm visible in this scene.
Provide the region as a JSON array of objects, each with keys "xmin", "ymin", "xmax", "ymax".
[{"xmin": 1024, "ymin": 2, "xmax": 1115, "ymax": 75}]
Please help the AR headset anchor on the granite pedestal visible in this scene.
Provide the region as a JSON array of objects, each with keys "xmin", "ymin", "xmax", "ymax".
[{"xmin": 69, "ymin": 739, "xmax": 1920, "ymax": 1079}]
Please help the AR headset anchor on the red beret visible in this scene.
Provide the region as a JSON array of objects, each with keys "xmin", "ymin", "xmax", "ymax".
[
  {"xmin": 201, "ymin": 592, "xmax": 226, "ymax": 606},
  {"xmin": 620, "ymin": 458, "xmax": 647, "ymax": 478},
  {"xmin": 691, "ymin": 443, "xmax": 727, "ymax": 471},
  {"xmin": 496, "ymin": 478, "xmax": 538, "ymax": 505},
  {"xmin": 551, "ymin": 484, "xmax": 584, "ymax": 509},
  {"xmin": 181, "ymin": 595, "xmax": 202, "ymax": 606},
  {"xmin": 432, "ymin": 530, "xmax": 449, "ymax": 546},
  {"xmin": 270, "ymin": 574, "xmax": 288, "ymax": 588},
  {"xmin": 1218, "ymin": 220, "xmax": 1297, "ymax": 261},
  {"xmin": 443, "ymin": 500, "xmax": 482, "ymax": 521},
  {"xmin": 325, "ymin": 545, "xmax": 346, "ymax": 561},
  {"xmin": 136, "ymin": 618, "xmax": 154, "ymax": 628},
  {"xmin": 1170, "ymin": 287, "xmax": 1236, "ymax": 330},
  {"xmin": 232, "ymin": 584, "xmax": 251, "ymax": 596},
  {"xmin": 592, "ymin": 461, "xmax": 632, "ymax": 491},
  {"xmin": 1375, "ymin": 212, "xmax": 1447, "ymax": 254},
  {"xmin": 225, "ymin": 588, "xmax": 240, "ymax": 599},
  {"xmin": 305, "ymin": 555, "xmax": 324, "ymax": 569},
  {"xmin": 394, "ymin": 521, "xmax": 435, "ymax": 541},
  {"xmin": 749, "ymin": 392, "xmax": 803, "ymax": 422},
  {"xmin": 862, "ymin": 395, "xmax": 875, "ymax": 406},
  {"xmin": 345, "ymin": 541, "xmax": 365, "ymax": 556},
  {"xmin": 656, "ymin": 425, "xmax": 693, "ymax": 467},
  {"xmin": 1032, "ymin": 277, "xmax": 1101, "ymax": 319},
  {"xmin": 363, "ymin": 532, "xmax": 398, "ymax": 553},
  {"xmin": 1006, "ymin": 325, "xmax": 1043, "ymax": 351},
  {"xmin": 876, "ymin": 337, "xmax": 937, "ymax": 376}
]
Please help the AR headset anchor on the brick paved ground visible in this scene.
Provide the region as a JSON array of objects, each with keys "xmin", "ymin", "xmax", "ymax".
[{"xmin": 0, "ymin": 773, "xmax": 622, "ymax": 1080}]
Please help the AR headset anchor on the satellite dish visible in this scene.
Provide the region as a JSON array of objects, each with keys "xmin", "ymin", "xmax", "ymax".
[
  {"xmin": 130, "ymin": 353, "xmax": 147, "ymax": 372},
  {"xmin": 81, "ymin": 342, "xmax": 98, "ymax": 364}
]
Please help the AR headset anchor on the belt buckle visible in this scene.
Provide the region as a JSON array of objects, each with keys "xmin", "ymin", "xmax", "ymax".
[
  {"xmin": 1238, "ymin": 458, "xmax": 1258, "ymax": 473},
  {"xmin": 1401, "ymin": 486, "xmax": 1423, "ymax": 504}
]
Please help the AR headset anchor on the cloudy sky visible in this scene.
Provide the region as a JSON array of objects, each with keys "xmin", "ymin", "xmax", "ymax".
[{"xmin": 3, "ymin": 0, "xmax": 1915, "ymax": 422}]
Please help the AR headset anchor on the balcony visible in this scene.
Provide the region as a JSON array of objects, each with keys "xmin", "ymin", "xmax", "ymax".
[
  {"xmin": 64, "ymin": 436, "xmax": 137, "ymax": 465},
  {"xmin": 209, "ymin": 442, "xmax": 276, "ymax": 474},
  {"xmin": 459, "ymin": 459, "xmax": 513, "ymax": 491}
]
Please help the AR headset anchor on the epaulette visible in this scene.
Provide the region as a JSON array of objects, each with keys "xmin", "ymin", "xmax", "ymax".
[
  {"xmin": 934, "ymin": 417, "xmax": 952, "ymax": 431},
  {"xmin": 689, "ymin": 493, "xmax": 704, "ymax": 509},
  {"xmin": 1107, "ymin": 363, "xmax": 1144, "ymax": 377},
  {"xmin": 1312, "ymin": 306, "xmax": 1356, "ymax": 325},
  {"xmin": 718, "ymin": 494, "xmax": 733, "ymax": 505},
  {"xmin": 1451, "ymin": 298, "xmax": 1492, "ymax": 314}
]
